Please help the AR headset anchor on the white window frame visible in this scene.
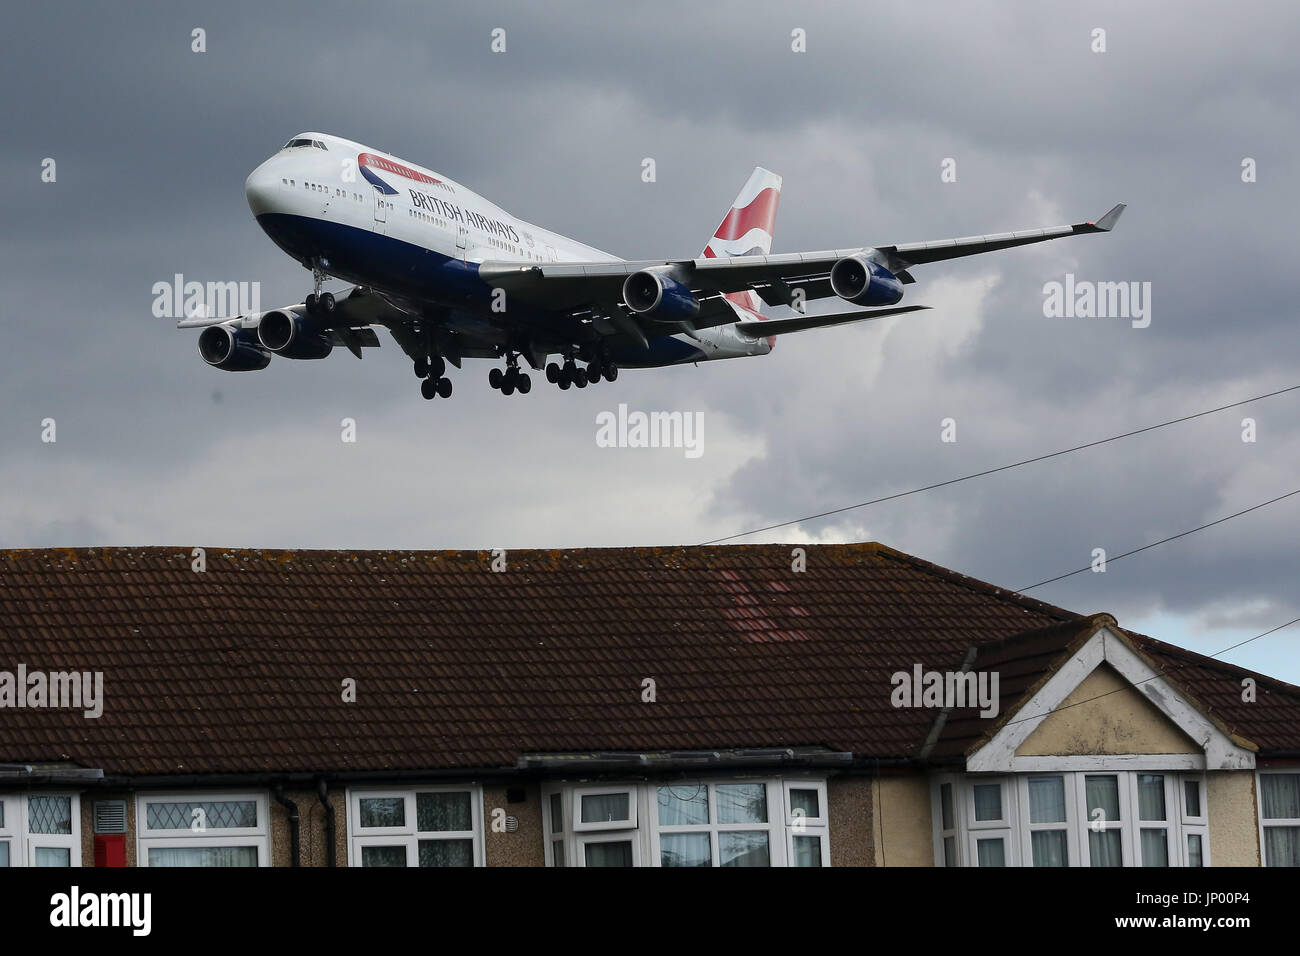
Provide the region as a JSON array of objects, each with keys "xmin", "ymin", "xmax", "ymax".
[
  {"xmin": 650, "ymin": 780, "xmax": 783, "ymax": 868},
  {"xmin": 932, "ymin": 777, "xmax": 960, "ymax": 866},
  {"xmin": 966, "ymin": 776, "xmax": 1013, "ymax": 866},
  {"xmin": 783, "ymin": 779, "xmax": 828, "ymax": 828},
  {"xmin": 346, "ymin": 785, "xmax": 484, "ymax": 868},
  {"xmin": 787, "ymin": 826, "xmax": 830, "ymax": 867},
  {"xmin": 1021, "ymin": 774, "xmax": 1079, "ymax": 867},
  {"xmin": 1078, "ymin": 772, "xmax": 1131, "ymax": 867},
  {"xmin": 935, "ymin": 771, "xmax": 1209, "ymax": 867},
  {"xmin": 1179, "ymin": 774, "xmax": 1209, "ymax": 866},
  {"xmin": 571, "ymin": 785, "xmax": 637, "ymax": 832},
  {"xmin": 543, "ymin": 789, "xmax": 567, "ymax": 867},
  {"xmin": 783, "ymin": 779, "xmax": 831, "ymax": 867},
  {"xmin": 0, "ymin": 793, "xmax": 82, "ymax": 867},
  {"xmin": 543, "ymin": 782, "xmax": 644, "ymax": 867},
  {"xmin": 0, "ymin": 794, "xmax": 16, "ymax": 867},
  {"xmin": 575, "ymin": 829, "xmax": 642, "ymax": 868},
  {"xmin": 545, "ymin": 776, "xmax": 829, "ymax": 867},
  {"xmin": 136, "ymin": 792, "xmax": 268, "ymax": 867},
  {"xmin": 1257, "ymin": 769, "xmax": 1300, "ymax": 867},
  {"xmin": 1130, "ymin": 771, "xmax": 1178, "ymax": 867}
]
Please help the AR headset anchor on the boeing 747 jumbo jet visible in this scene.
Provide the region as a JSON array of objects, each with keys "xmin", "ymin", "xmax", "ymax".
[{"xmin": 181, "ymin": 132, "xmax": 1124, "ymax": 401}]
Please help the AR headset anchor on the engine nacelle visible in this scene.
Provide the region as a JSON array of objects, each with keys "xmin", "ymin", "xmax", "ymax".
[
  {"xmin": 257, "ymin": 309, "xmax": 334, "ymax": 360},
  {"xmin": 622, "ymin": 270, "xmax": 700, "ymax": 321},
  {"xmin": 198, "ymin": 325, "xmax": 271, "ymax": 371},
  {"xmin": 829, "ymin": 254, "xmax": 905, "ymax": 307}
]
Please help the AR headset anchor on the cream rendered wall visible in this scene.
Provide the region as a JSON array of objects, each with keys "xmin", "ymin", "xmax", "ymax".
[
  {"xmin": 871, "ymin": 773, "xmax": 933, "ymax": 866},
  {"xmin": 1017, "ymin": 664, "xmax": 1199, "ymax": 756}
]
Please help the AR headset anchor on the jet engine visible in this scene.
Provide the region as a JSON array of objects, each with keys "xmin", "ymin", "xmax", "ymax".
[
  {"xmin": 829, "ymin": 254, "xmax": 905, "ymax": 307},
  {"xmin": 622, "ymin": 270, "xmax": 700, "ymax": 321},
  {"xmin": 256, "ymin": 308, "xmax": 334, "ymax": 360},
  {"xmin": 198, "ymin": 325, "xmax": 271, "ymax": 371}
]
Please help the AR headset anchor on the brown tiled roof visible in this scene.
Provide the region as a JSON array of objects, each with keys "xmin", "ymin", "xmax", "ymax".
[
  {"xmin": 1124, "ymin": 629, "xmax": 1300, "ymax": 756},
  {"xmin": 0, "ymin": 545, "xmax": 1295, "ymax": 778}
]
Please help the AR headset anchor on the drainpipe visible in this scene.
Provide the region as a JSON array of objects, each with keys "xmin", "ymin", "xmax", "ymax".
[
  {"xmin": 317, "ymin": 778, "xmax": 336, "ymax": 868},
  {"xmin": 273, "ymin": 785, "xmax": 300, "ymax": 867}
]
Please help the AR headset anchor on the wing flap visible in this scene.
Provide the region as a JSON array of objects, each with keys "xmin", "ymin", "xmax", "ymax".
[{"xmin": 735, "ymin": 304, "xmax": 930, "ymax": 337}]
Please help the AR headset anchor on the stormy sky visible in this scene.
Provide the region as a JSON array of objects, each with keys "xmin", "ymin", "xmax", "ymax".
[{"xmin": 2, "ymin": 0, "xmax": 1297, "ymax": 682}]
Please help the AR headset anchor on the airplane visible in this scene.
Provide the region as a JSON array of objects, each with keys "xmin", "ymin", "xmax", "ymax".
[{"xmin": 180, "ymin": 132, "xmax": 1125, "ymax": 401}]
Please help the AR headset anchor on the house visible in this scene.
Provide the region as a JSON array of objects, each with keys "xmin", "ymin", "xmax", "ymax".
[{"xmin": 0, "ymin": 544, "xmax": 1296, "ymax": 867}]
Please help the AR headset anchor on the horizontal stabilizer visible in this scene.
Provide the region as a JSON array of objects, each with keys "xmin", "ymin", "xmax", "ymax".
[{"xmin": 735, "ymin": 304, "xmax": 930, "ymax": 337}]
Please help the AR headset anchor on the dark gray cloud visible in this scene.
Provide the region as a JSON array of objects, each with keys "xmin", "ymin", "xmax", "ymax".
[{"xmin": 1, "ymin": 0, "xmax": 1296, "ymax": 681}]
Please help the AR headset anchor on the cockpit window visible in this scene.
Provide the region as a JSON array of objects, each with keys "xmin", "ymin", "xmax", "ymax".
[{"xmin": 282, "ymin": 138, "xmax": 328, "ymax": 150}]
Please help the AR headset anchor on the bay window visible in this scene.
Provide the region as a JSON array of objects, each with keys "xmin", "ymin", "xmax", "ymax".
[{"xmin": 934, "ymin": 771, "xmax": 1209, "ymax": 867}]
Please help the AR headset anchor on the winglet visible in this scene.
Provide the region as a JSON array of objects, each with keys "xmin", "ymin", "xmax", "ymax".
[{"xmin": 1091, "ymin": 203, "xmax": 1126, "ymax": 232}]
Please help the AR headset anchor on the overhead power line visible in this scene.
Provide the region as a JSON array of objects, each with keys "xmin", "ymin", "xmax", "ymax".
[{"xmin": 700, "ymin": 383, "xmax": 1300, "ymax": 545}]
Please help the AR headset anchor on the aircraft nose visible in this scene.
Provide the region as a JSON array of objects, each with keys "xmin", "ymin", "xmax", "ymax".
[{"xmin": 245, "ymin": 159, "xmax": 280, "ymax": 217}]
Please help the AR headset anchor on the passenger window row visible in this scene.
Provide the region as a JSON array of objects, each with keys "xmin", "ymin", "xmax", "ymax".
[{"xmin": 284, "ymin": 178, "xmax": 365, "ymax": 202}]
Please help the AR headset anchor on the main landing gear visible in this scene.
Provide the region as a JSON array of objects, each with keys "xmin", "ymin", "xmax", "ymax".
[
  {"xmin": 414, "ymin": 353, "xmax": 452, "ymax": 400},
  {"xmin": 303, "ymin": 260, "xmax": 336, "ymax": 318},
  {"xmin": 489, "ymin": 353, "xmax": 532, "ymax": 396},
  {"xmin": 545, "ymin": 355, "xmax": 618, "ymax": 390}
]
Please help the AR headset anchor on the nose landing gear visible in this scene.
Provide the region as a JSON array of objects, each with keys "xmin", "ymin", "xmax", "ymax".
[{"xmin": 303, "ymin": 260, "xmax": 336, "ymax": 317}]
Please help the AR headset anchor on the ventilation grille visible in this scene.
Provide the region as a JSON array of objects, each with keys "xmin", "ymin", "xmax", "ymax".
[{"xmin": 94, "ymin": 799, "xmax": 128, "ymax": 834}]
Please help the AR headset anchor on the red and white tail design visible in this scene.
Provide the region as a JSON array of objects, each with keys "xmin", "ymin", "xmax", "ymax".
[
  {"xmin": 703, "ymin": 166, "xmax": 781, "ymax": 259},
  {"xmin": 704, "ymin": 167, "xmax": 781, "ymax": 327}
]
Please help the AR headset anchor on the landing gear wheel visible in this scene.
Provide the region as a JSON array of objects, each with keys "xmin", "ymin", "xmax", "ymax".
[
  {"xmin": 420, "ymin": 377, "xmax": 437, "ymax": 400},
  {"xmin": 604, "ymin": 365, "xmax": 618, "ymax": 382},
  {"xmin": 504, "ymin": 367, "xmax": 519, "ymax": 389},
  {"xmin": 305, "ymin": 293, "xmax": 318, "ymax": 316},
  {"xmin": 436, "ymin": 377, "xmax": 452, "ymax": 398},
  {"xmin": 586, "ymin": 362, "xmax": 601, "ymax": 385},
  {"xmin": 517, "ymin": 373, "xmax": 532, "ymax": 394},
  {"xmin": 414, "ymin": 357, "xmax": 430, "ymax": 378},
  {"xmin": 489, "ymin": 367, "xmax": 503, "ymax": 390},
  {"xmin": 546, "ymin": 362, "xmax": 560, "ymax": 384},
  {"xmin": 430, "ymin": 355, "xmax": 445, "ymax": 379},
  {"xmin": 501, "ymin": 377, "xmax": 516, "ymax": 396},
  {"xmin": 558, "ymin": 374, "xmax": 571, "ymax": 390},
  {"xmin": 319, "ymin": 292, "xmax": 336, "ymax": 315},
  {"xmin": 574, "ymin": 367, "xmax": 589, "ymax": 388}
]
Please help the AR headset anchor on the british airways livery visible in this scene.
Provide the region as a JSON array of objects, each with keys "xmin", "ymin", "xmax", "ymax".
[{"xmin": 182, "ymin": 132, "xmax": 1125, "ymax": 401}]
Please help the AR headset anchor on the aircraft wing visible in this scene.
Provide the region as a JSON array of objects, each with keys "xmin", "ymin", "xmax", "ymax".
[
  {"xmin": 478, "ymin": 204, "xmax": 1125, "ymax": 318},
  {"xmin": 174, "ymin": 285, "xmax": 402, "ymax": 330},
  {"xmin": 733, "ymin": 304, "xmax": 930, "ymax": 337}
]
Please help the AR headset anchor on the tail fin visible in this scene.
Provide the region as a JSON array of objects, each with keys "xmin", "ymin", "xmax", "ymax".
[
  {"xmin": 703, "ymin": 167, "xmax": 782, "ymax": 259},
  {"xmin": 706, "ymin": 168, "xmax": 781, "ymax": 335}
]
